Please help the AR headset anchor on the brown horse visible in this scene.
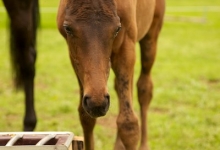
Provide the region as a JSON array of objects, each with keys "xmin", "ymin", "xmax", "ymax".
[
  {"xmin": 57, "ymin": 0, "xmax": 165, "ymax": 149},
  {"xmin": 2, "ymin": 0, "xmax": 39, "ymax": 131}
]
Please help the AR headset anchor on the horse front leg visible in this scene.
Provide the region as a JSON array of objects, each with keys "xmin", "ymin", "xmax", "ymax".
[
  {"xmin": 112, "ymin": 39, "xmax": 139, "ymax": 150},
  {"xmin": 78, "ymin": 80, "xmax": 96, "ymax": 150}
]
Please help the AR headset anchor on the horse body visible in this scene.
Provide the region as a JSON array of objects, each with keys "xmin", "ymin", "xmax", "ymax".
[{"xmin": 58, "ymin": 0, "xmax": 165, "ymax": 150}]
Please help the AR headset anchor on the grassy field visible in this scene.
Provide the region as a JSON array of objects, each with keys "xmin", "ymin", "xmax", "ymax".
[{"xmin": 0, "ymin": 0, "xmax": 220, "ymax": 149}]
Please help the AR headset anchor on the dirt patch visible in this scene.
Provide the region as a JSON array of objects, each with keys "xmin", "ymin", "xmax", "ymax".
[
  {"xmin": 150, "ymin": 107, "xmax": 169, "ymax": 114},
  {"xmin": 201, "ymin": 78, "xmax": 220, "ymax": 89},
  {"xmin": 207, "ymin": 78, "xmax": 220, "ymax": 85},
  {"xmin": 97, "ymin": 114, "xmax": 117, "ymax": 129}
]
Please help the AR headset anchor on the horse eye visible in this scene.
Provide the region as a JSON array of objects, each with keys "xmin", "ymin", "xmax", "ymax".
[
  {"xmin": 63, "ymin": 25, "xmax": 73, "ymax": 35},
  {"xmin": 114, "ymin": 26, "xmax": 121, "ymax": 38},
  {"xmin": 116, "ymin": 26, "xmax": 121, "ymax": 33}
]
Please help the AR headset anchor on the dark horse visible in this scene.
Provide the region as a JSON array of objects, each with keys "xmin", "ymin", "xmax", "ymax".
[
  {"xmin": 2, "ymin": 0, "xmax": 39, "ymax": 131},
  {"xmin": 57, "ymin": 0, "xmax": 165, "ymax": 150}
]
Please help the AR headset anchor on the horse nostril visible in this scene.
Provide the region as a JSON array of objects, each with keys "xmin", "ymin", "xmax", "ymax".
[
  {"xmin": 104, "ymin": 94, "xmax": 110, "ymax": 105},
  {"xmin": 83, "ymin": 95, "xmax": 91, "ymax": 107}
]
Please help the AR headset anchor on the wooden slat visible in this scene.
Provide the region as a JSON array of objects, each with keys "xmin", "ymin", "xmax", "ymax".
[{"xmin": 72, "ymin": 136, "xmax": 84, "ymax": 150}]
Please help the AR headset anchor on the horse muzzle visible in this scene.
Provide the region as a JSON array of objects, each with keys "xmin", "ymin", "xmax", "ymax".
[{"xmin": 82, "ymin": 94, "xmax": 110, "ymax": 118}]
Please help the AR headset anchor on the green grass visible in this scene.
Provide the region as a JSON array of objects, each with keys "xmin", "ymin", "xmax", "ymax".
[{"xmin": 0, "ymin": 0, "xmax": 220, "ymax": 149}]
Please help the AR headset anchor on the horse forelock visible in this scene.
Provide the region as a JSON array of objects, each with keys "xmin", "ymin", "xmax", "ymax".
[{"xmin": 66, "ymin": 0, "xmax": 117, "ymax": 22}]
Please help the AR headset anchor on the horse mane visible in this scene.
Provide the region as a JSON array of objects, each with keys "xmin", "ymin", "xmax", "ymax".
[{"xmin": 9, "ymin": 0, "xmax": 40, "ymax": 89}]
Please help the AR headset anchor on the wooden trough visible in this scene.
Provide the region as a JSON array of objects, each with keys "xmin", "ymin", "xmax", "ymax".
[{"xmin": 0, "ymin": 132, "xmax": 83, "ymax": 150}]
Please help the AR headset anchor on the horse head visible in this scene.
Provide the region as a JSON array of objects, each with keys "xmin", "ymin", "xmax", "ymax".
[{"xmin": 57, "ymin": 0, "xmax": 121, "ymax": 118}]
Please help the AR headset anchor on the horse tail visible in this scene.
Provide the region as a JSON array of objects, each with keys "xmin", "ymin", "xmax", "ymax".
[{"xmin": 8, "ymin": 0, "xmax": 40, "ymax": 89}]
